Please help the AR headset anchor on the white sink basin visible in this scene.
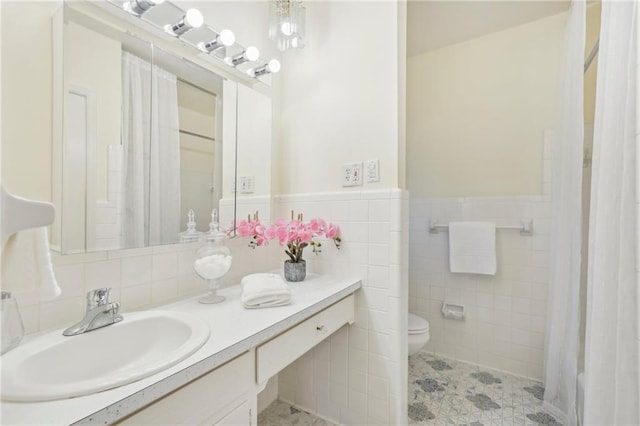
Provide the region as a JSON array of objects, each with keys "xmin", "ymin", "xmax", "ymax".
[{"xmin": 1, "ymin": 310, "xmax": 210, "ymax": 402}]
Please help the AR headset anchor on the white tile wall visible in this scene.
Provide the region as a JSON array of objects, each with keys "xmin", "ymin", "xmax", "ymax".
[
  {"xmin": 409, "ymin": 196, "xmax": 551, "ymax": 380},
  {"xmin": 275, "ymin": 189, "xmax": 408, "ymax": 425},
  {"xmin": 220, "ymin": 195, "xmax": 272, "ymax": 228},
  {"xmin": 93, "ymin": 145, "xmax": 124, "ymax": 251},
  {"xmin": 18, "ymin": 236, "xmax": 278, "ymax": 336}
]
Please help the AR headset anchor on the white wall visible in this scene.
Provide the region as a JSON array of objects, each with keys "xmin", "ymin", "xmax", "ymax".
[
  {"xmin": 1, "ymin": 1, "xmax": 60, "ymax": 202},
  {"xmin": 273, "ymin": 1, "xmax": 403, "ymax": 194},
  {"xmin": 271, "ymin": 1, "xmax": 408, "ymax": 424},
  {"xmin": 407, "ymin": 12, "xmax": 566, "ymax": 198}
]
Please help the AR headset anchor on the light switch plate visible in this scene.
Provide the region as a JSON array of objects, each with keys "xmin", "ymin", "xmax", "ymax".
[
  {"xmin": 342, "ymin": 163, "xmax": 363, "ymax": 187},
  {"xmin": 365, "ymin": 159, "xmax": 380, "ymax": 183}
]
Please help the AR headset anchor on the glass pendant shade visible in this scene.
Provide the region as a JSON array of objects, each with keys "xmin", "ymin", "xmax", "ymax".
[{"xmin": 269, "ymin": 0, "xmax": 305, "ymax": 51}]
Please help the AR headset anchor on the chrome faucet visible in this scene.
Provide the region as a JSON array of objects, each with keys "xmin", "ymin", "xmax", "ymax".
[{"xmin": 63, "ymin": 288, "xmax": 123, "ymax": 336}]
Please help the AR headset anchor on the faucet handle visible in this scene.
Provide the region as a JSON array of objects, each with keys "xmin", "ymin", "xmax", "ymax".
[{"xmin": 86, "ymin": 288, "xmax": 111, "ymax": 310}]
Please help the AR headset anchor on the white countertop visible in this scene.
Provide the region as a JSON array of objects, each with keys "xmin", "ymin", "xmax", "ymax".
[{"xmin": 1, "ymin": 273, "xmax": 361, "ymax": 425}]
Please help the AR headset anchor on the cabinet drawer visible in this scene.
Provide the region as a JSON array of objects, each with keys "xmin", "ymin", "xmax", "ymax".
[
  {"xmin": 256, "ymin": 295, "xmax": 354, "ymax": 384},
  {"xmin": 215, "ymin": 400, "xmax": 250, "ymax": 426},
  {"xmin": 120, "ymin": 352, "xmax": 253, "ymax": 425}
]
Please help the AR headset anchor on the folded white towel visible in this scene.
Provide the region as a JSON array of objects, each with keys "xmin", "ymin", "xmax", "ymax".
[
  {"xmin": 448, "ymin": 221, "xmax": 497, "ymax": 275},
  {"xmin": 1, "ymin": 227, "xmax": 61, "ymax": 300},
  {"xmin": 241, "ymin": 273, "xmax": 291, "ymax": 309}
]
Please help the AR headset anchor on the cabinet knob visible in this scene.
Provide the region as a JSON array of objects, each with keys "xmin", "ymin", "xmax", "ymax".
[{"xmin": 316, "ymin": 325, "xmax": 326, "ymax": 333}]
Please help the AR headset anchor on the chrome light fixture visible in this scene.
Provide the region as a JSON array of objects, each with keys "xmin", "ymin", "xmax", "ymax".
[
  {"xmin": 225, "ymin": 46, "xmax": 260, "ymax": 67},
  {"xmin": 269, "ymin": 0, "xmax": 305, "ymax": 52},
  {"xmin": 248, "ymin": 59, "xmax": 281, "ymax": 78},
  {"xmin": 164, "ymin": 8, "xmax": 204, "ymax": 36},
  {"xmin": 199, "ymin": 29, "xmax": 235, "ymax": 53},
  {"xmin": 111, "ymin": 0, "xmax": 282, "ymax": 80},
  {"xmin": 123, "ymin": 0, "xmax": 164, "ymax": 16}
]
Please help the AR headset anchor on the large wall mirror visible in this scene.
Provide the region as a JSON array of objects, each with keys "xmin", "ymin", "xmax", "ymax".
[{"xmin": 54, "ymin": 1, "xmax": 272, "ymax": 254}]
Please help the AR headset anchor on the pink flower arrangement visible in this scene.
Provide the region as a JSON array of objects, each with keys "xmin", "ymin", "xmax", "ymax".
[{"xmin": 236, "ymin": 213, "xmax": 341, "ymax": 263}]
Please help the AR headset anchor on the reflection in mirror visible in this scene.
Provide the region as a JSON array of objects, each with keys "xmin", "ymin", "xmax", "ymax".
[
  {"xmin": 220, "ymin": 82, "xmax": 272, "ymax": 228},
  {"xmin": 55, "ymin": 0, "xmax": 273, "ymax": 254},
  {"xmin": 177, "ymin": 80, "xmax": 220, "ymax": 237},
  {"xmin": 58, "ymin": 3, "xmax": 226, "ymax": 253}
]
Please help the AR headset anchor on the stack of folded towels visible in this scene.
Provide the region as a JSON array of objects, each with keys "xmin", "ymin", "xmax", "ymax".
[{"xmin": 240, "ymin": 273, "xmax": 292, "ymax": 309}]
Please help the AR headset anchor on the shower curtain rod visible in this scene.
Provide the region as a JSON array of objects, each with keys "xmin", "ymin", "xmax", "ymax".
[{"xmin": 584, "ymin": 39, "xmax": 600, "ymax": 73}]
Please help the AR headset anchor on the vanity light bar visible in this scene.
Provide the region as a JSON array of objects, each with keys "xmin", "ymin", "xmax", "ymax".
[
  {"xmin": 225, "ymin": 46, "xmax": 260, "ymax": 67},
  {"xmin": 248, "ymin": 59, "xmax": 281, "ymax": 78},
  {"xmin": 164, "ymin": 8, "xmax": 204, "ymax": 36},
  {"xmin": 117, "ymin": 0, "xmax": 278, "ymax": 80}
]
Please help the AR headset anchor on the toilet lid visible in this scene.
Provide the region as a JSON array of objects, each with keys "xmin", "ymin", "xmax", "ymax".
[{"xmin": 408, "ymin": 313, "xmax": 429, "ymax": 334}]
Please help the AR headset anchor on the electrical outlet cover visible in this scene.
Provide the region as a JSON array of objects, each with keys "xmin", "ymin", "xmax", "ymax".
[{"xmin": 365, "ymin": 159, "xmax": 380, "ymax": 183}]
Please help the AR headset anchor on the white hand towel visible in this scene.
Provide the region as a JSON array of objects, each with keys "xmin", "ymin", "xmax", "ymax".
[
  {"xmin": 1, "ymin": 227, "xmax": 61, "ymax": 300},
  {"xmin": 241, "ymin": 273, "xmax": 291, "ymax": 309},
  {"xmin": 448, "ymin": 221, "xmax": 497, "ymax": 275}
]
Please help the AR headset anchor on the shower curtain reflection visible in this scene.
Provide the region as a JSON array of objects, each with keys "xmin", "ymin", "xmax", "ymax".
[{"xmin": 121, "ymin": 51, "xmax": 181, "ymax": 247}]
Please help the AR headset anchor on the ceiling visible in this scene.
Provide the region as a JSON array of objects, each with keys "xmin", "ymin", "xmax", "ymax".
[{"xmin": 407, "ymin": 0, "xmax": 571, "ymax": 57}]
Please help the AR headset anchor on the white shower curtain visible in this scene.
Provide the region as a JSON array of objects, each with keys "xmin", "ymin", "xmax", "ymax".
[
  {"xmin": 543, "ymin": 1, "xmax": 584, "ymax": 424},
  {"xmin": 584, "ymin": 1, "xmax": 639, "ymax": 424},
  {"xmin": 121, "ymin": 52, "xmax": 181, "ymax": 247}
]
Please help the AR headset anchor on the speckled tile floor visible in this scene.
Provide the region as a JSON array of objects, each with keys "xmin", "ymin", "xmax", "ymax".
[
  {"xmin": 258, "ymin": 400, "xmax": 336, "ymax": 426},
  {"xmin": 408, "ymin": 352, "xmax": 563, "ymax": 426}
]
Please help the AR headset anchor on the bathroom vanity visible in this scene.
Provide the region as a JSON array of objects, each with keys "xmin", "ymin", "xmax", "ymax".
[{"xmin": 0, "ymin": 274, "xmax": 361, "ymax": 425}]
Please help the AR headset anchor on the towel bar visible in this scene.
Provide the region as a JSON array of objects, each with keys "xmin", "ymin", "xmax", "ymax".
[{"xmin": 428, "ymin": 219, "xmax": 533, "ymax": 236}]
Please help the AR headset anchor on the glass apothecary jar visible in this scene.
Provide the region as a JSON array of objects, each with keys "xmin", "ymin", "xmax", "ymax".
[
  {"xmin": 1, "ymin": 291, "xmax": 24, "ymax": 354},
  {"xmin": 193, "ymin": 210, "xmax": 232, "ymax": 304}
]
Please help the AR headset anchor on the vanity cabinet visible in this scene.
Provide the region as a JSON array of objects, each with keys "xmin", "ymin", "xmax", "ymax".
[
  {"xmin": 0, "ymin": 276, "xmax": 361, "ymax": 425},
  {"xmin": 256, "ymin": 294, "xmax": 355, "ymax": 384},
  {"xmin": 118, "ymin": 295, "xmax": 355, "ymax": 425},
  {"xmin": 119, "ymin": 352, "xmax": 256, "ymax": 425}
]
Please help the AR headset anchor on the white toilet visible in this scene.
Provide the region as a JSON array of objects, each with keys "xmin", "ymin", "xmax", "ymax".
[{"xmin": 408, "ymin": 313, "xmax": 430, "ymax": 355}]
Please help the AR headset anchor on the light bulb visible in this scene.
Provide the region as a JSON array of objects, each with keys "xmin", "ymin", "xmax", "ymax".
[
  {"xmin": 218, "ymin": 29, "xmax": 235, "ymax": 46},
  {"xmin": 244, "ymin": 46, "xmax": 260, "ymax": 62},
  {"xmin": 267, "ymin": 59, "xmax": 281, "ymax": 73},
  {"xmin": 184, "ymin": 9, "xmax": 204, "ymax": 29},
  {"xmin": 199, "ymin": 29, "xmax": 235, "ymax": 53},
  {"xmin": 248, "ymin": 59, "xmax": 281, "ymax": 78},
  {"xmin": 165, "ymin": 8, "xmax": 203, "ymax": 36},
  {"xmin": 226, "ymin": 46, "xmax": 260, "ymax": 67},
  {"xmin": 280, "ymin": 21, "xmax": 293, "ymax": 36},
  {"xmin": 124, "ymin": 0, "xmax": 164, "ymax": 16}
]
